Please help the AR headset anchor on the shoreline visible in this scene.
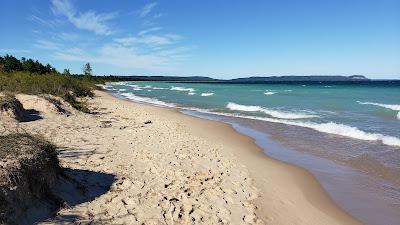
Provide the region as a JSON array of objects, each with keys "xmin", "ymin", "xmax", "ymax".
[
  {"xmin": 2, "ymin": 90, "xmax": 361, "ymax": 224},
  {"xmin": 107, "ymin": 90, "xmax": 361, "ymax": 224}
]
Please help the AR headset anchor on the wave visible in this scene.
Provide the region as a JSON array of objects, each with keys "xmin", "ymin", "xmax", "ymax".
[
  {"xmin": 264, "ymin": 91, "xmax": 276, "ymax": 95},
  {"xmin": 226, "ymin": 102, "xmax": 317, "ymax": 119},
  {"xmin": 152, "ymin": 87, "xmax": 168, "ymax": 90},
  {"xmin": 109, "ymin": 91, "xmax": 400, "ymax": 147},
  {"xmin": 357, "ymin": 101, "xmax": 400, "ymax": 120},
  {"xmin": 188, "ymin": 92, "xmax": 196, "ymax": 95},
  {"xmin": 171, "ymin": 86, "xmax": 195, "ymax": 92},
  {"xmin": 119, "ymin": 93, "xmax": 175, "ymax": 107},
  {"xmin": 190, "ymin": 109, "xmax": 400, "ymax": 147},
  {"xmin": 201, "ymin": 92, "xmax": 214, "ymax": 96}
]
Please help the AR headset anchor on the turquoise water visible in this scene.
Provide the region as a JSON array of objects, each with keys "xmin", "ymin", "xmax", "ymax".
[
  {"xmin": 105, "ymin": 81, "xmax": 400, "ymax": 225},
  {"xmin": 106, "ymin": 81, "xmax": 400, "ymax": 146}
]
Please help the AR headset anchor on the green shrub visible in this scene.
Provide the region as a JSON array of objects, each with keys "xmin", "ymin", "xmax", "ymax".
[{"xmin": 0, "ymin": 72, "xmax": 98, "ymax": 113}]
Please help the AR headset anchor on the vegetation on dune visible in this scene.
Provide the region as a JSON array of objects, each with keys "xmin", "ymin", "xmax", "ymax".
[
  {"xmin": 0, "ymin": 133, "xmax": 57, "ymax": 160},
  {"xmin": 0, "ymin": 133, "xmax": 60, "ymax": 224},
  {"xmin": 0, "ymin": 55, "xmax": 109, "ymax": 113}
]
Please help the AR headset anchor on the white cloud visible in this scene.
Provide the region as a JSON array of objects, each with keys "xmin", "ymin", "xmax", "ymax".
[
  {"xmin": 58, "ymin": 32, "xmax": 80, "ymax": 41},
  {"xmin": 139, "ymin": 2, "xmax": 158, "ymax": 18},
  {"xmin": 0, "ymin": 49, "xmax": 32, "ymax": 54},
  {"xmin": 53, "ymin": 42, "xmax": 189, "ymax": 72},
  {"xmin": 51, "ymin": 0, "xmax": 116, "ymax": 35},
  {"xmin": 115, "ymin": 33, "xmax": 183, "ymax": 47},
  {"xmin": 30, "ymin": 15, "xmax": 57, "ymax": 27},
  {"xmin": 33, "ymin": 40, "xmax": 60, "ymax": 50},
  {"xmin": 138, "ymin": 27, "xmax": 162, "ymax": 36},
  {"xmin": 32, "ymin": 0, "xmax": 191, "ymax": 73}
]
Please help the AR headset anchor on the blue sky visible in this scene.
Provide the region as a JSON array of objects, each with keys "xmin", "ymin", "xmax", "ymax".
[{"xmin": 0, "ymin": 0, "xmax": 399, "ymax": 79}]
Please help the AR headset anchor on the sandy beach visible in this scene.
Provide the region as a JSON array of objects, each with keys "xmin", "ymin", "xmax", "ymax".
[{"xmin": 0, "ymin": 90, "xmax": 361, "ymax": 224}]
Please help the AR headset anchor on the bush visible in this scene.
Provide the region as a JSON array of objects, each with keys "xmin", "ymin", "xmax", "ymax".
[{"xmin": 0, "ymin": 71, "xmax": 98, "ymax": 112}]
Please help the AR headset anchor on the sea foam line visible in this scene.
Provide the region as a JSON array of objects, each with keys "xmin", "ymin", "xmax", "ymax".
[
  {"xmin": 264, "ymin": 91, "xmax": 276, "ymax": 95},
  {"xmin": 171, "ymin": 86, "xmax": 195, "ymax": 92},
  {"xmin": 119, "ymin": 93, "xmax": 176, "ymax": 108},
  {"xmin": 191, "ymin": 108, "xmax": 400, "ymax": 147},
  {"xmin": 226, "ymin": 102, "xmax": 317, "ymax": 119},
  {"xmin": 357, "ymin": 101, "xmax": 400, "ymax": 120},
  {"xmin": 104, "ymin": 86, "xmax": 400, "ymax": 148},
  {"xmin": 201, "ymin": 92, "xmax": 214, "ymax": 96}
]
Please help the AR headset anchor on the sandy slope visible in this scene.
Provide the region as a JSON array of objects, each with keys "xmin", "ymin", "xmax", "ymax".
[{"xmin": 0, "ymin": 90, "xmax": 361, "ymax": 225}]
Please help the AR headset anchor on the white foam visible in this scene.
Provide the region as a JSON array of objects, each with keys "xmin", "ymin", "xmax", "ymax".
[
  {"xmin": 170, "ymin": 86, "xmax": 195, "ymax": 92},
  {"xmin": 152, "ymin": 87, "xmax": 168, "ymax": 90},
  {"xmin": 113, "ymin": 81, "xmax": 129, "ymax": 85},
  {"xmin": 226, "ymin": 102, "xmax": 317, "ymax": 119},
  {"xmin": 119, "ymin": 93, "xmax": 175, "ymax": 107},
  {"xmin": 110, "ymin": 91, "xmax": 400, "ymax": 147},
  {"xmin": 264, "ymin": 91, "xmax": 276, "ymax": 95},
  {"xmin": 188, "ymin": 92, "xmax": 196, "ymax": 95},
  {"xmin": 190, "ymin": 108, "xmax": 400, "ymax": 147},
  {"xmin": 201, "ymin": 92, "xmax": 214, "ymax": 97},
  {"xmin": 357, "ymin": 101, "xmax": 400, "ymax": 120}
]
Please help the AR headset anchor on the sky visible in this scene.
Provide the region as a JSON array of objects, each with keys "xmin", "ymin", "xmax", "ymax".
[{"xmin": 0, "ymin": 0, "xmax": 399, "ymax": 79}]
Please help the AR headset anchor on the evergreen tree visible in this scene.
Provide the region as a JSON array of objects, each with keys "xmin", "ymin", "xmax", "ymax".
[
  {"xmin": 3, "ymin": 55, "xmax": 22, "ymax": 72},
  {"xmin": 63, "ymin": 69, "xmax": 71, "ymax": 76},
  {"xmin": 82, "ymin": 63, "xmax": 92, "ymax": 76}
]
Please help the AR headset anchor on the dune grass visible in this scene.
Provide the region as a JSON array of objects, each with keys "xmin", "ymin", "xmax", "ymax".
[{"xmin": 0, "ymin": 71, "xmax": 102, "ymax": 113}]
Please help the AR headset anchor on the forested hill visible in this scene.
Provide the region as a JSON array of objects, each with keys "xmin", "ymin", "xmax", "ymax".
[{"xmin": 105, "ymin": 75, "xmax": 371, "ymax": 83}]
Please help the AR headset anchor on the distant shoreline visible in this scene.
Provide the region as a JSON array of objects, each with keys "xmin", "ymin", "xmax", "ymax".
[{"xmin": 99, "ymin": 75, "xmax": 400, "ymax": 85}]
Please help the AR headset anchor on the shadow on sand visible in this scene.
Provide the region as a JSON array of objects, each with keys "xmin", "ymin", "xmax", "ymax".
[
  {"xmin": 19, "ymin": 168, "xmax": 116, "ymax": 225},
  {"xmin": 19, "ymin": 109, "xmax": 42, "ymax": 122}
]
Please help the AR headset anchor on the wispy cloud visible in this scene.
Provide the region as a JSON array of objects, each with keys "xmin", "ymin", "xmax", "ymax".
[
  {"xmin": 29, "ymin": 0, "xmax": 191, "ymax": 73},
  {"xmin": 115, "ymin": 33, "xmax": 183, "ymax": 47},
  {"xmin": 139, "ymin": 2, "xmax": 158, "ymax": 18},
  {"xmin": 50, "ymin": 0, "xmax": 116, "ymax": 35},
  {"xmin": 138, "ymin": 27, "xmax": 162, "ymax": 36},
  {"xmin": 33, "ymin": 40, "xmax": 60, "ymax": 50},
  {"xmin": 57, "ymin": 32, "xmax": 80, "ymax": 41},
  {"xmin": 53, "ymin": 43, "xmax": 185, "ymax": 71},
  {"xmin": 0, "ymin": 49, "xmax": 32, "ymax": 54},
  {"xmin": 30, "ymin": 15, "xmax": 58, "ymax": 28}
]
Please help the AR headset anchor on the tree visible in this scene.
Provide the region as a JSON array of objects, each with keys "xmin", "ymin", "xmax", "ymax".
[
  {"xmin": 63, "ymin": 69, "xmax": 71, "ymax": 76},
  {"xmin": 3, "ymin": 55, "xmax": 22, "ymax": 72},
  {"xmin": 0, "ymin": 56, "xmax": 4, "ymax": 72},
  {"xmin": 22, "ymin": 58, "xmax": 36, "ymax": 73},
  {"xmin": 82, "ymin": 63, "xmax": 92, "ymax": 76}
]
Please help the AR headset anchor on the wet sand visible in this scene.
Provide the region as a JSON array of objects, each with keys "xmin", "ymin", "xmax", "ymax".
[{"xmin": 184, "ymin": 111, "xmax": 400, "ymax": 225}]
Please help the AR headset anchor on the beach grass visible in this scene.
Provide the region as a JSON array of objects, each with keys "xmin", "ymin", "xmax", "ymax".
[{"xmin": 0, "ymin": 71, "xmax": 102, "ymax": 113}]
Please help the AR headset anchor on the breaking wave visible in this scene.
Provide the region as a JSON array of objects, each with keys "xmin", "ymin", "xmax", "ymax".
[
  {"xmin": 201, "ymin": 92, "xmax": 214, "ymax": 96},
  {"xmin": 119, "ymin": 93, "xmax": 175, "ymax": 108},
  {"xmin": 226, "ymin": 102, "xmax": 317, "ymax": 119},
  {"xmin": 171, "ymin": 86, "xmax": 195, "ymax": 92},
  {"xmin": 357, "ymin": 101, "xmax": 400, "ymax": 120},
  {"xmin": 199, "ymin": 109, "xmax": 400, "ymax": 147}
]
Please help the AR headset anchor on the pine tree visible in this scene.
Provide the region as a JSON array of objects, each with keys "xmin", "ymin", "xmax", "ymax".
[{"xmin": 82, "ymin": 63, "xmax": 92, "ymax": 76}]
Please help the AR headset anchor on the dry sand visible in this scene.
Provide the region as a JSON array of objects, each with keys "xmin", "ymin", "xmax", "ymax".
[{"xmin": 0, "ymin": 90, "xmax": 361, "ymax": 225}]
